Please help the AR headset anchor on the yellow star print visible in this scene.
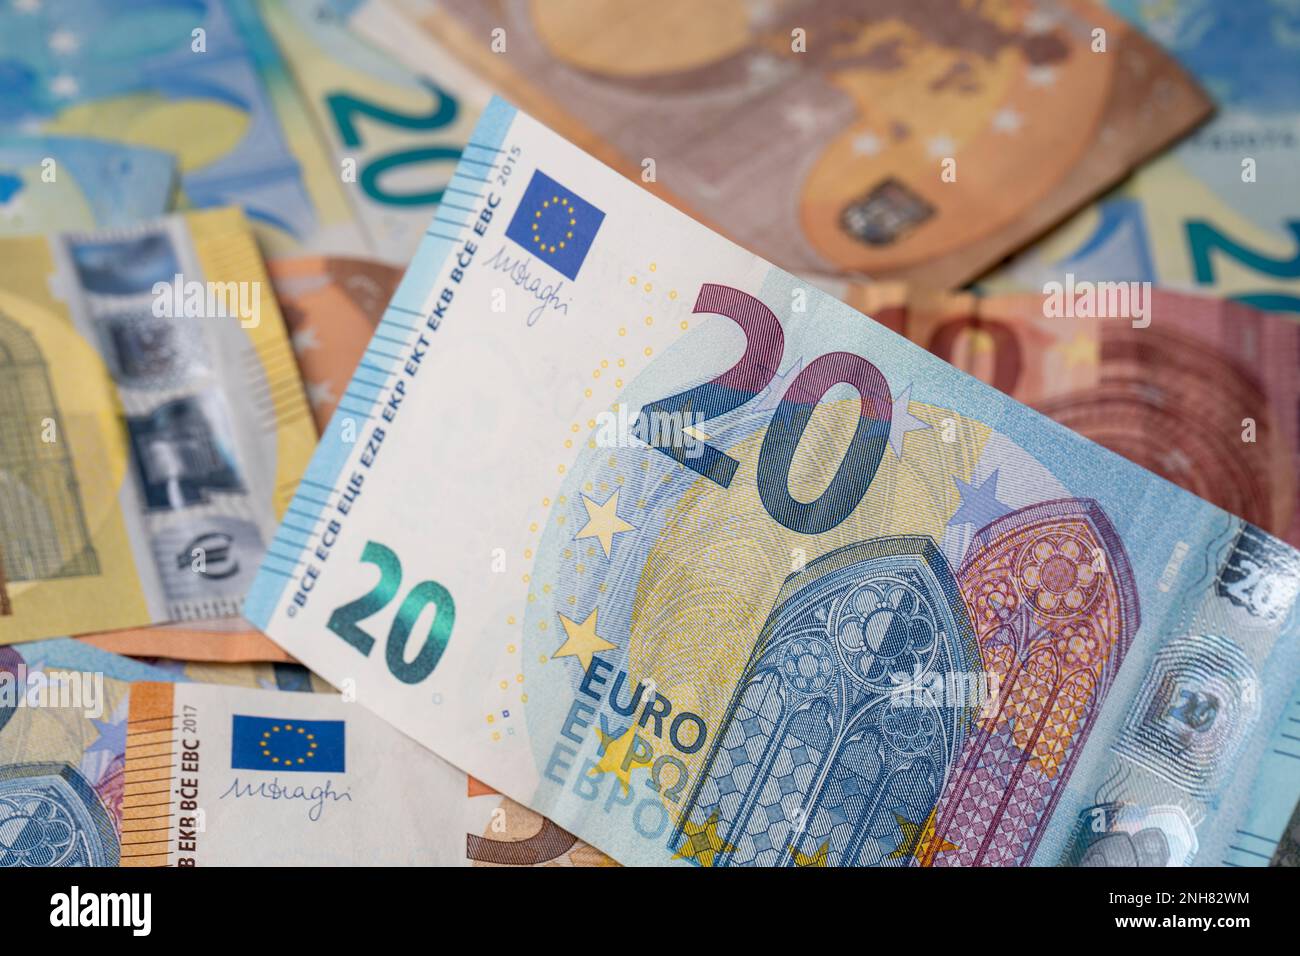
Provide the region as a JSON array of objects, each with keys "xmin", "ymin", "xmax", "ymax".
[
  {"xmin": 589, "ymin": 724, "xmax": 652, "ymax": 795},
  {"xmin": 575, "ymin": 490, "xmax": 636, "ymax": 557},
  {"xmin": 888, "ymin": 808, "xmax": 958, "ymax": 865},
  {"xmin": 672, "ymin": 810, "xmax": 735, "ymax": 867},
  {"xmin": 678, "ymin": 395, "xmax": 712, "ymax": 443},
  {"xmin": 553, "ymin": 607, "xmax": 617, "ymax": 673},
  {"xmin": 681, "ymin": 422, "xmax": 712, "ymax": 443},
  {"xmin": 789, "ymin": 840, "xmax": 831, "ymax": 867},
  {"xmin": 1056, "ymin": 330, "xmax": 1100, "ymax": 370}
]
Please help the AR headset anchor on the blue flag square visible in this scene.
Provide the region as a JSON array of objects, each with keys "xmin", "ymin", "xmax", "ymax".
[
  {"xmin": 505, "ymin": 170, "xmax": 605, "ymax": 280},
  {"xmin": 230, "ymin": 715, "xmax": 345, "ymax": 773}
]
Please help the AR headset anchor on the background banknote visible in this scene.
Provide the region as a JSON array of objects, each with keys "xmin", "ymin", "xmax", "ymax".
[
  {"xmin": 0, "ymin": 209, "xmax": 316, "ymax": 644},
  {"xmin": 989, "ymin": 0, "xmax": 1300, "ymax": 315},
  {"xmin": 246, "ymin": 99, "xmax": 1300, "ymax": 867},
  {"xmin": 69, "ymin": 254, "xmax": 404, "ymax": 661},
  {"xmin": 816, "ymin": 284, "xmax": 1300, "ymax": 547},
  {"xmin": 1, "ymin": 643, "xmax": 609, "ymax": 865},
  {"xmin": 374, "ymin": 0, "xmax": 1212, "ymax": 285},
  {"xmin": 120, "ymin": 681, "xmax": 613, "ymax": 865},
  {"xmin": 0, "ymin": 641, "xmax": 320, "ymax": 866},
  {"xmin": 77, "ymin": 623, "xmax": 295, "ymax": 664},
  {"xmin": 134, "ymin": 656, "xmax": 331, "ymax": 692},
  {"xmin": 69, "ymin": 254, "xmax": 406, "ymax": 659},
  {"xmin": 0, "ymin": 135, "xmax": 176, "ymax": 234},
  {"xmin": 0, "ymin": 0, "xmax": 360, "ymax": 255},
  {"xmin": 0, "ymin": 641, "xmax": 210, "ymax": 866},
  {"xmin": 5, "ymin": 638, "xmax": 318, "ymax": 692},
  {"xmin": 271, "ymin": 255, "xmax": 404, "ymax": 428},
  {"xmin": 462, "ymin": 774, "xmax": 617, "ymax": 866},
  {"xmin": 57, "ymin": 254, "xmax": 403, "ymax": 662},
  {"xmin": 263, "ymin": 0, "xmax": 492, "ymax": 263}
]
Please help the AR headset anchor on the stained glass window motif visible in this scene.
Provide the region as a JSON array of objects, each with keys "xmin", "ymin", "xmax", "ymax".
[
  {"xmin": 0, "ymin": 312, "xmax": 99, "ymax": 582},
  {"xmin": 675, "ymin": 537, "xmax": 983, "ymax": 867}
]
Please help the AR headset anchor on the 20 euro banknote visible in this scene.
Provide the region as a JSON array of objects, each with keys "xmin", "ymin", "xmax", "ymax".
[
  {"xmin": 1, "ymin": 644, "xmax": 607, "ymax": 865},
  {"xmin": 262, "ymin": 0, "xmax": 493, "ymax": 265},
  {"xmin": 117, "ymin": 681, "xmax": 610, "ymax": 866},
  {"xmin": 248, "ymin": 98, "xmax": 1300, "ymax": 867}
]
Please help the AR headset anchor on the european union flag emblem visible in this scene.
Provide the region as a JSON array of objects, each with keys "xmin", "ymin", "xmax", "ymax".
[
  {"xmin": 230, "ymin": 715, "xmax": 345, "ymax": 773},
  {"xmin": 505, "ymin": 170, "xmax": 605, "ymax": 280}
]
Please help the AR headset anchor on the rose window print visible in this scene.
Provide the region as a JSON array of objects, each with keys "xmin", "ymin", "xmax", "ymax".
[
  {"xmin": 881, "ymin": 698, "xmax": 938, "ymax": 757},
  {"xmin": 1014, "ymin": 532, "xmax": 1102, "ymax": 618},
  {"xmin": 830, "ymin": 578, "xmax": 940, "ymax": 691},
  {"xmin": 1056, "ymin": 622, "xmax": 1101, "ymax": 669},
  {"xmin": 0, "ymin": 792, "xmax": 79, "ymax": 867},
  {"xmin": 778, "ymin": 634, "xmax": 836, "ymax": 695}
]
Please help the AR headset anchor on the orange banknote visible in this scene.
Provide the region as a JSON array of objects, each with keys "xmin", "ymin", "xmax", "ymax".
[
  {"xmin": 79, "ymin": 621, "xmax": 294, "ymax": 663},
  {"xmin": 401, "ymin": 0, "xmax": 1211, "ymax": 286},
  {"xmin": 465, "ymin": 776, "xmax": 617, "ymax": 867},
  {"xmin": 272, "ymin": 256, "xmax": 404, "ymax": 429}
]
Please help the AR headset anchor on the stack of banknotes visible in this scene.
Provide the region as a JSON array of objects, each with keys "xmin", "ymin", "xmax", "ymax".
[{"xmin": 0, "ymin": 0, "xmax": 1297, "ymax": 868}]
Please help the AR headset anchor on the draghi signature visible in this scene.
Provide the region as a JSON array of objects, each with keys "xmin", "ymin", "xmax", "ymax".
[
  {"xmin": 220, "ymin": 776, "xmax": 353, "ymax": 822},
  {"xmin": 482, "ymin": 243, "xmax": 571, "ymax": 327}
]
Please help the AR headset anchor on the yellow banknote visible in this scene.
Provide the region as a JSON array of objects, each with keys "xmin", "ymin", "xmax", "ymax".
[{"xmin": 0, "ymin": 209, "xmax": 315, "ymax": 645}]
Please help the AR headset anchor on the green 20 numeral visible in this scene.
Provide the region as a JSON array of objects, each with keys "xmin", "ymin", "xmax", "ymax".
[
  {"xmin": 1187, "ymin": 219, "xmax": 1300, "ymax": 314},
  {"xmin": 327, "ymin": 541, "xmax": 455, "ymax": 684},
  {"xmin": 326, "ymin": 79, "xmax": 462, "ymax": 207}
]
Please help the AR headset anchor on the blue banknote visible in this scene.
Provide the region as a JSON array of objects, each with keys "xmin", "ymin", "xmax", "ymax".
[
  {"xmin": 0, "ymin": 0, "xmax": 349, "ymax": 250},
  {"xmin": 990, "ymin": 0, "xmax": 1300, "ymax": 315},
  {"xmin": 0, "ymin": 134, "xmax": 174, "ymax": 233}
]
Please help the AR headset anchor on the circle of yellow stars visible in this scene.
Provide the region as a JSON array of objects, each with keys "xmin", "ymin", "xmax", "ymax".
[
  {"xmin": 532, "ymin": 194, "xmax": 576, "ymax": 254},
  {"xmin": 260, "ymin": 723, "xmax": 319, "ymax": 766}
]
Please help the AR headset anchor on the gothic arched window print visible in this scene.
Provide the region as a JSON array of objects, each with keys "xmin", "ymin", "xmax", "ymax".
[
  {"xmin": 0, "ymin": 311, "xmax": 99, "ymax": 583},
  {"xmin": 674, "ymin": 536, "xmax": 984, "ymax": 867},
  {"xmin": 928, "ymin": 498, "xmax": 1140, "ymax": 866}
]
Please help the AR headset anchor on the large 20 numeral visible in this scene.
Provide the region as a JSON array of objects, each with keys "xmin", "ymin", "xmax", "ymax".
[
  {"xmin": 327, "ymin": 541, "xmax": 455, "ymax": 684},
  {"xmin": 757, "ymin": 352, "xmax": 892, "ymax": 534},
  {"xmin": 634, "ymin": 283, "xmax": 783, "ymax": 487},
  {"xmin": 639, "ymin": 284, "xmax": 893, "ymax": 534},
  {"xmin": 1186, "ymin": 219, "xmax": 1300, "ymax": 314},
  {"xmin": 326, "ymin": 79, "xmax": 461, "ymax": 207}
]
